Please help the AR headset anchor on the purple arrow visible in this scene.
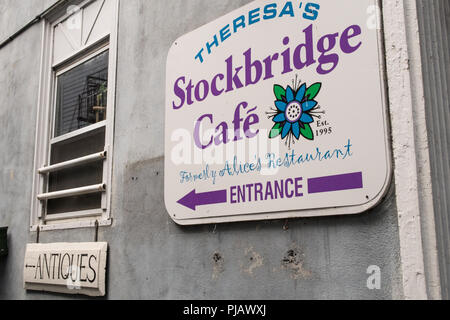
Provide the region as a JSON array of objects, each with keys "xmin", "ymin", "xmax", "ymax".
[{"xmin": 177, "ymin": 189, "xmax": 227, "ymax": 211}]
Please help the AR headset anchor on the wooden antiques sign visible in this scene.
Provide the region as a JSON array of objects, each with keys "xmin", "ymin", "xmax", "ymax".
[{"xmin": 23, "ymin": 242, "xmax": 107, "ymax": 297}]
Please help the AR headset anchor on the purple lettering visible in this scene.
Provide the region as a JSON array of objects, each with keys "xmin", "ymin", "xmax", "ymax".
[
  {"xmin": 225, "ymin": 55, "xmax": 244, "ymax": 92},
  {"xmin": 194, "ymin": 80, "xmax": 209, "ymax": 102},
  {"xmin": 244, "ymin": 48, "xmax": 263, "ymax": 86},
  {"xmin": 172, "ymin": 76, "xmax": 186, "ymax": 109},
  {"xmin": 211, "ymin": 73, "xmax": 225, "ymax": 96},
  {"xmin": 263, "ymin": 53, "xmax": 279, "ymax": 80},
  {"xmin": 281, "ymin": 36, "xmax": 293, "ymax": 74},
  {"xmin": 295, "ymin": 177, "xmax": 303, "ymax": 197},
  {"xmin": 255, "ymin": 183, "xmax": 263, "ymax": 201},
  {"xmin": 194, "ymin": 114, "xmax": 213, "ymax": 150},
  {"xmin": 293, "ymin": 24, "xmax": 316, "ymax": 70},
  {"xmin": 230, "ymin": 186, "xmax": 237, "ymax": 204},
  {"xmin": 340, "ymin": 25, "xmax": 362, "ymax": 54},
  {"xmin": 317, "ymin": 32, "xmax": 340, "ymax": 74},
  {"xmin": 285, "ymin": 178, "xmax": 294, "ymax": 198},
  {"xmin": 243, "ymin": 113, "xmax": 259, "ymax": 138}
]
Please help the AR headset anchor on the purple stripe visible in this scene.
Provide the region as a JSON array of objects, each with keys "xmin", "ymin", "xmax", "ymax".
[
  {"xmin": 308, "ymin": 172, "xmax": 363, "ymax": 194},
  {"xmin": 196, "ymin": 190, "xmax": 227, "ymax": 206}
]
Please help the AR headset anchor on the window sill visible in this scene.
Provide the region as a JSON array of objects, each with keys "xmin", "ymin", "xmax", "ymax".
[
  {"xmin": 30, "ymin": 218, "xmax": 112, "ymax": 232},
  {"xmin": 51, "ymin": 120, "xmax": 106, "ymax": 145}
]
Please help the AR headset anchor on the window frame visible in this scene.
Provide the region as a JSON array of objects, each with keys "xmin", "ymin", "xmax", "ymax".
[{"xmin": 30, "ymin": 0, "xmax": 119, "ymax": 231}]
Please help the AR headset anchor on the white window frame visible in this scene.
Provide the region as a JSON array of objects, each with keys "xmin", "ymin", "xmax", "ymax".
[{"xmin": 30, "ymin": 0, "xmax": 119, "ymax": 231}]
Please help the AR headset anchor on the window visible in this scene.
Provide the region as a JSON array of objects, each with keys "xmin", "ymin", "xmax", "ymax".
[
  {"xmin": 31, "ymin": 0, "xmax": 119, "ymax": 230},
  {"xmin": 54, "ymin": 50, "xmax": 109, "ymax": 137}
]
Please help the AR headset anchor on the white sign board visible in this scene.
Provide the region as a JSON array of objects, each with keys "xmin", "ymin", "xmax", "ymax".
[
  {"xmin": 24, "ymin": 242, "xmax": 107, "ymax": 297},
  {"xmin": 165, "ymin": 0, "xmax": 391, "ymax": 225}
]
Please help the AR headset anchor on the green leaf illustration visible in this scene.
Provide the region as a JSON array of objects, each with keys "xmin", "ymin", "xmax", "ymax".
[
  {"xmin": 305, "ymin": 83, "xmax": 322, "ymax": 100},
  {"xmin": 300, "ymin": 123, "xmax": 314, "ymax": 140},
  {"xmin": 269, "ymin": 123, "xmax": 283, "ymax": 139},
  {"xmin": 274, "ymin": 85, "xmax": 286, "ymax": 101}
]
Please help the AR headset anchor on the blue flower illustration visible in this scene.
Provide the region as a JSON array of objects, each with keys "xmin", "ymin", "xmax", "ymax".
[{"xmin": 268, "ymin": 81, "xmax": 322, "ymax": 146}]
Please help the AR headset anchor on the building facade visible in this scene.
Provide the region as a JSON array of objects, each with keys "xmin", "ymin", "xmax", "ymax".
[{"xmin": 0, "ymin": 0, "xmax": 449, "ymax": 299}]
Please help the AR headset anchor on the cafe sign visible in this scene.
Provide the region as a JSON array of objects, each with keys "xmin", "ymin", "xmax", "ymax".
[{"xmin": 165, "ymin": 0, "xmax": 391, "ymax": 225}]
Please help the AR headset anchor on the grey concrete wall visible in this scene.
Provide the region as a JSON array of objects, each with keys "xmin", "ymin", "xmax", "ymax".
[
  {"xmin": 0, "ymin": 0, "xmax": 403, "ymax": 299},
  {"xmin": 0, "ymin": 18, "xmax": 43, "ymax": 299},
  {"xmin": 0, "ymin": 0, "xmax": 59, "ymax": 41}
]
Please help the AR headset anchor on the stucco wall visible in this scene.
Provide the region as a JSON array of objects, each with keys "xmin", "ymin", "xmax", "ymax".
[
  {"xmin": 0, "ymin": 18, "xmax": 43, "ymax": 299},
  {"xmin": 0, "ymin": 0, "xmax": 59, "ymax": 41},
  {"xmin": 0, "ymin": 0, "xmax": 403, "ymax": 299}
]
